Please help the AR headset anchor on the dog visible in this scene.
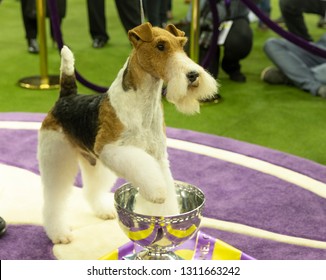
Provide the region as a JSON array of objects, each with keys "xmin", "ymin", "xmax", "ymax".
[{"xmin": 38, "ymin": 22, "xmax": 218, "ymax": 244}]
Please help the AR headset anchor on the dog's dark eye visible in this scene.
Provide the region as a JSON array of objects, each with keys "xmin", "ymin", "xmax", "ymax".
[{"xmin": 156, "ymin": 43, "xmax": 165, "ymax": 51}]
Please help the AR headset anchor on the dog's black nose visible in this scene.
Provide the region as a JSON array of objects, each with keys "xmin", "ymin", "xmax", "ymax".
[{"xmin": 186, "ymin": 71, "xmax": 199, "ymax": 83}]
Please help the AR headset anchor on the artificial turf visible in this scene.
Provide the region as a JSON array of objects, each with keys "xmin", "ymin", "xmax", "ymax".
[{"xmin": 1, "ymin": 0, "xmax": 326, "ymax": 165}]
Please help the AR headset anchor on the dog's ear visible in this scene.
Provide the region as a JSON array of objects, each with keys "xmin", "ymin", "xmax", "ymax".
[
  {"xmin": 128, "ymin": 22, "xmax": 154, "ymax": 47},
  {"xmin": 165, "ymin": 24, "xmax": 185, "ymax": 37},
  {"xmin": 165, "ymin": 24, "xmax": 188, "ymax": 47}
]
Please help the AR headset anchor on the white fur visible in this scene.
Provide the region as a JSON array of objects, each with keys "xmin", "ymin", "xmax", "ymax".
[
  {"xmin": 165, "ymin": 52, "xmax": 218, "ymax": 114},
  {"xmin": 60, "ymin": 45, "xmax": 75, "ymax": 76},
  {"xmin": 38, "ymin": 39, "xmax": 218, "ymax": 244},
  {"xmin": 38, "ymin": 130, "xmax": 78, "ymax": 244},
  {"xmin": 79, "ymin": 156, "xmax": 117, "ymax": 219}
]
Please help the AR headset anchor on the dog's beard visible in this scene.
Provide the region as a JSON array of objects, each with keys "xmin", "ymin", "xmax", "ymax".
[
  {"xmin": 166, "ymin": 70, "xmax": 218, "ymax": 115},
  {"xmin": 166, "ymin": 74, "xmax": 199, "ymax": 114}
]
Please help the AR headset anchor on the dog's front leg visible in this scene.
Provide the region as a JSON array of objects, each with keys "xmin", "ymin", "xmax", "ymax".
[
  {"xmin": 99, "ymin": 144, "xmax": 167, "ymax": 204},
  {"xmin": 131, "ymin": 158, "xmax": 179, "ymax": 216},
  {"xmin": 158, "ymin": 158, "xmax": 179, "ymax": 214}
]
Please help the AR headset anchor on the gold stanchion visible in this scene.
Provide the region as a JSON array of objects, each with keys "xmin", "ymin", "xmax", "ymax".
[
  {"xmin": 190, "ymin": 0, "xmax": 200, "ymax": 63},
  {"xmin": 18, "ymin": 0, "xmax": 59, "ymax": 90}
]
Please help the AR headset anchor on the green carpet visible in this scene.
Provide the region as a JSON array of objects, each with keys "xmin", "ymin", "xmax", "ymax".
[{"xmin": 1, "ymin": 0, "xmax": 326, "ymax": 165}]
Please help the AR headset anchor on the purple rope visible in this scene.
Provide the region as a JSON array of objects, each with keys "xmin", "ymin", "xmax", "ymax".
[
  {"xmin": 241, "ymin": 0, "xmax": 326, "ymax": 58},
  {"xmin": 47, "ymin": 0, "xmax": 109, "ymax": 93},
  {"xmin": 201, "ymin": 0, "xmax": 220, "ymax": 68}
]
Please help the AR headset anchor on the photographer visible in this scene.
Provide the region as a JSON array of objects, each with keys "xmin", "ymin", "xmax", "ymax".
[{"xmin": 182, "ymin": 0, "xmax": 260, "ymax": 83}]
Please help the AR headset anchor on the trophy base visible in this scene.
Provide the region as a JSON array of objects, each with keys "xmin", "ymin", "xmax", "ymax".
[
  {"xmin": 18, "ymin": 75, "xmax": 60, "ymax": 90},
  {"xmin": 123, "ymin": 250, "xmax": 183, "ymax": 260}
]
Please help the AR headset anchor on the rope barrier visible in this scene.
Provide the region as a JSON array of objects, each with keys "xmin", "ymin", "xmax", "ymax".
[{"xmin": 240, "ymin": 0, "xmax": 326, "ymax": 59}]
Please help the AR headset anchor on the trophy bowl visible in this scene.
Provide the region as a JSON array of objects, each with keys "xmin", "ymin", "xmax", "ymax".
[{"xmin": 114, "ymin": 181, "xmax": 205, "ymax": 260}]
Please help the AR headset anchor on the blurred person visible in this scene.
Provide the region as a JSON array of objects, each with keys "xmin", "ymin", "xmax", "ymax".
[
  {"xmin": 87, "ymin": 0, "xmax": 141, "ymax": 48},
  {"xmin": 87, "ymin": 0, "xmax": 109, "ymax": 48},
  {"xmin": 258, "ymin": 0, "xmax": 271, "ymax": 30},
  {"xmin": 191, "ymin": 0, "xmax": 260, "ymax": 83},
  {"xmin": 167, "ymin": 0, "xmax": 173, "ymax": 20},
  {"xmin": 279, "ymin": 0, "xmax": 326, "ymax": 41},
  {"xmin": 144, "ymin": 0, "xmax": 169, "ymax": 27},
  {"xmin": 261, "ymin": 34, "xmax": 326, "ymax": 98},
  {"xmin": 115, "ymin": 0, "xmax": 142, "ymax": 32},
  {"xmin": 317, "ymin": 15, "xmax": 326, "ymax": 28},
  {"xmin": 20, "ymin": 0, "xmax": 66, "ymax": 53}
]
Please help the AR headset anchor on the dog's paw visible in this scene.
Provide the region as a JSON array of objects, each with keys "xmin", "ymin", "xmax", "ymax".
[
  {"xmin": 139, "ymin": 186, "xmax": 167, "ymax": 204},
  {"xmin": 46, "ymin": 227, "xmax": 73, "ymax": 244},
  {"xmin": 95, "ymin": 207, "xmax": 117, "ymax": 220},
  {"xmin": 93, "ymin": 196, "xmax": 117, "ymax": 220}
]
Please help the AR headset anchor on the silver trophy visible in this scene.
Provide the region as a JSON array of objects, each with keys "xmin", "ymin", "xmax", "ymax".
[{"xmin": 114, "ymin": 181, "xmax": 205, "ymax": 260}]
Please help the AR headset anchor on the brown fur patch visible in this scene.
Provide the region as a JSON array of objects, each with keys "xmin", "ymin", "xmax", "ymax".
[
  {"xmin": 126, "ymin": 53, "xmax": 157, "ymax": 89},
  {"xmin": 41, "ymin": 112, "xmax": 61, "ymax": 131},
  {"xmin": 122, "ymin": 61, "xmax": 137, "ymax": 91},
  {"xmin": 94, "ymin": 98, "xmax": 125, "ymax": 154}
]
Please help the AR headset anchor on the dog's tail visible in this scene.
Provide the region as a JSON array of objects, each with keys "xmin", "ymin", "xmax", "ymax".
[{"xmin": 59, "ymin": 45, "xmax": 77, "ymax": 98}]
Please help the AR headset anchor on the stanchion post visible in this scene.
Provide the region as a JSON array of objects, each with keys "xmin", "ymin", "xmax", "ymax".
[
  {"xmin": 190, "ymin": 0, "xmax": 200, "ymax": 63},
  {"xmin": 37, "ymin": 0, "xmax": 49, "ymax": 86},
  {"xmin": 18, "ymin": 0, "xmax": 60, "ymax": 90}
]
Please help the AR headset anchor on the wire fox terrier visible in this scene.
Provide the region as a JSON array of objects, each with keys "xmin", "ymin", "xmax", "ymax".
[{"xmin": 38, "ymin": 22, "xmax": 218, "ymax": 244}]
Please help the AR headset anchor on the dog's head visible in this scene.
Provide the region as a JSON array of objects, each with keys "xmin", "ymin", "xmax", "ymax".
[
  {"xmin": 128, "ymin": 23, "xmax": 218, "ymax": 114},
  {"xmin": 128, "ymin": 22, "xmax": 187, "ymax": 80}
]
